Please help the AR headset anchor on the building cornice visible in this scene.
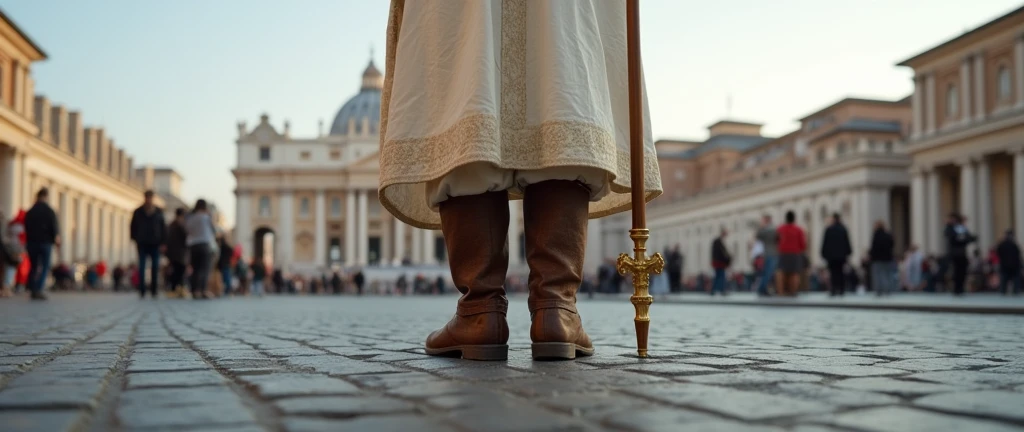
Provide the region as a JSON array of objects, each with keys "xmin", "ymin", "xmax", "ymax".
[
  {"xmin": 650, "ymin": 154, "xmax": 911, "ymax": 219},
  {"xmin": 23, "ymin": 135, "xmax": 143, "ymax": 199},
  {"xmin": 907, "ymin": 107, "xmax": 1024, "ymax": 154}
]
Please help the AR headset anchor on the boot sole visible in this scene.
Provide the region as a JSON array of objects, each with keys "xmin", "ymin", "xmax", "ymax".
[
  {"xmin": 531, "ymin": 342, "xmax": 596, "ymax": 360},
  {"xmin": 424, "ymin": 344, "xmax": 508, "ymax": 361}
]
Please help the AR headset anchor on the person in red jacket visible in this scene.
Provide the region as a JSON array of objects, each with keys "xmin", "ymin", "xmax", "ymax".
[{"xmin": 776, "ymin": 211, "xmax": 807, "ymax": 296}]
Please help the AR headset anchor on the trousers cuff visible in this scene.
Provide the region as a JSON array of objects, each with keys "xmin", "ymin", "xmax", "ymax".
[
  {"xmin": 456, "ymin": 296, "xmax": 508, "ymax": 316},
  {"xmin": 527, "ymin": 298, "xmax": 577, "ymax": 313}
]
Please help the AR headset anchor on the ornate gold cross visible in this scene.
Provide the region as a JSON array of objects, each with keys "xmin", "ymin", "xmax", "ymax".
[{"xmin": 616, "ymin": 228, "xmax": 664, "ymax": 358}]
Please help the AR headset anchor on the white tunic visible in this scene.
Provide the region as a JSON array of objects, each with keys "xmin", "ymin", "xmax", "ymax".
[{"xmin": 379, "ymin": 0, "xmax": 662, "ymax": 229}]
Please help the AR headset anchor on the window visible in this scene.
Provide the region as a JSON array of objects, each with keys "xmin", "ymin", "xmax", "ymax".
[
  {"xmin": 816, "ymin": 148, "xmax": 826, "ymax": 163},
  {"xmin": 329, "ymin": 150, "xmax": 341, "ymax": 160},
  {"xmin": 300, "ymin": 151, "xmax": 311, "ymax": 161},
  {"xmin": 836, "ymin": 141, "xmax": 847, "ymax": 156},
  {"xmin": 299, "ymin": 197, "xmax": 310, "ymax": 217},
  {"xmin": 331, "ymin": 197, "xmax": 342, "ymax": 217},
  {"xmin": 997, "ymin": 66, "xmax": 1012, "ymax": 102},
  {"xmin": 259, "ymin": 146, "xmax": 271, "ymax": 161},
  {"xmin": 945, "ymin": 84, "xmax": 959, "ymax": 118},
  {"xmin": 884, "ymin": 141, "xmax": 894, "ymax": 153},
  {"xmin": 258, "ymin": 196, "xmax": 271, "ymax": 217}
]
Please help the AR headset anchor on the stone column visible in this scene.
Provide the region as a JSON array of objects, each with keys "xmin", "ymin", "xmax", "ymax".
[
  {"xmin": 421, "ymin": 229, "xmax": 435, "ymax": 265},
  {"xmin": 88, "ymin": 202, "xmax": 100, "ymax": 262},
  {"xmin": 959, "ymin": 158, "xmax": 977, "ymax": 235},
  {"xmin": 314, "ymin": 190, "xmax": 326, "ymax": 267},
  {"xmin": 976, "ymin": 157, "xmax": 992, "ymax": 251},
  {"xmin": 411, "ymin": 228, "xmax": 422, "ymax": 264},
  {"xmin": 1, "ymin": 148, "xmax": 17, "ymax": 216},
  {"xmin": 926, "ymin": 171, "xmax": 942, "ymax": 256},
  {"xmin": 1016, "ymin": 34, "xmax": 1024, "ymax": 109},
  {"xmin": 925, "ymin": 73, "xmax": 937, "ymax": 135},
  {"xmin": 76, "ymin": 199, "xmax": 89, "ymax": 262},
  {"xmin": 344, "ymin": 190, "xmax": 356, "ymax": 265},
  {"xmin": 59, "ymin": 190, "xmax": 72, "ymax": 264},
  {"xmin": 911, "ymin": 168, "xmax": 927, "ymax": 251},
  {"xmin": 1015, "ymin": 148, "xmax": 1024, "ymax": 239},
  {"xmin": 392, "ymin": 220, "xmax": 405, "ymax": 266},
  {"xmin": 19, "ymin": 154, "xmax": 29, "ymax": 210},
  {"xmin": 356, "ymin": 189, "xmax": 368, "ymax": 266},
  {"xmin": 974, "ymin": 53, "xmax": 986, "ymax": 122},
  {"xmin": 960, "ymin": 57, "xmax": 972, "ymax": 123},
  {"xmin": 911, "ymin": 76, "xmax": 923, "ymax": 139},
  {"xmin": 277, "ymin": 191, "xmax": 294, "ymax": 269},
  {"xmin": 508, "ymin": 200, "xmax": 522, "ymax": 268},
  {"xmin": 235, "ymin": 192, "xmax": 252, "ymax": 259}
]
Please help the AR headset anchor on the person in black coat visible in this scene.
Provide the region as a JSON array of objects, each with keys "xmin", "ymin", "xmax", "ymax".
[
  {"xmin": 24, "ymin": 188, "xmax": 60, "ymax": 300},
  {"xmin": 353, "ymin": 269, "xmax": 366, "ymax": 296},
  {"xmin": 996, "ymin": 230, "xmax": 1022, "ymax": 295},
  {"xmin": 869, "ymin": 220, "xmax": 896, "ymax": 296},
  {"xmin": 944, "ymin": 213, "xmax": 976, "ymax": 296},
  {"xmin": 130, "ymin": 191, "xmax": 167, "ymax": 298},
  {"xmin": 165, "ymin": 208, "xmax": 189, "ymax": 295},
  {"xmin": 820, "ymin": 213, "xmax": 852, "ymax": 297}
]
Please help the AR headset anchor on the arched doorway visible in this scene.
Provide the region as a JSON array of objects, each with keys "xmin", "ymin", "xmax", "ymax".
[{"xmin": 254, "ymin": 227, "xmax": 276, "ymax": 267}]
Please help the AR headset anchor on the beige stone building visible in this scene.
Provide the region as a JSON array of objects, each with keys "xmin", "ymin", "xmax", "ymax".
[
  {"xmin": 0, "ymin": 10, "xmax": 157, "ymax": 268},
  {"xmin": 902, "ymin": 5, "xmax": 1024, "ymax": 256},
  {"xmin": 601, "ymin": 98, "xmax": 913, "ymax": 277}
]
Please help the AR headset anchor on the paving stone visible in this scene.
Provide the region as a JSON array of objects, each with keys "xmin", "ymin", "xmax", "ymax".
[
  {"xmin": 286, "ymin": 355, "xmax": 405, "ymax": 375},
  {"xmin": 604, "ymin": 406, "xmax": 786, "ymax": 432},
  {"xmin": 830, "ymin": 406, "xmax": 1022, "ymax": 432},
  {"xmin": 682, "ymin": 371, "xmax": 824, "ymax": 385},
  {"xmin": 732, "ymin": 353, "xmax": 814, "ymax": 362},
  {"xmin": 623, "ymin": 362, "xmax": 721, "ymax": 375},
  {"xmin": 831, "ymin": 377, "xmax": 963, "ymax": 395},
  {"xmin": 127, "ymin": 360, "xmax": 209, "ymax": 373},
  {"xmin": 127, "ymin": 370, "xmax": 227, "ymax": 388},
  {"xmin": 763, "ymin": 363, "xmax": 905, "ymax": 377},
  {"xmin": 909, "ymin": 370, "xmax": 1024, "ymax": 388},
  {"xmin": 774, "ymin": 382, "xmax": 900, "ymax": 407},
  {"xmin": 915, "ymin": 390, "xmax": 1024, "ymax": 421},
  {"xmin": 117, "ymin": 401, "xmax": 256, "ymax": 429},
  {"xmin": 557, "ymin": 369, "xmax": 670, "ymax": 388},
  {"xmin": 790, "ymin": 355, "xmax": 884, "ymax": 366},
  {"xmin": 5, "ymin": 344, "xmax": 68, "ymax": 356},
  {"xmin": 120, "ymin": 386, "xmax": 239, "ymax": 408},
  {"xmin": 275, "ymin": 396, "xmax": 415, "ymax": 416},
  {"xmin": 0, "ymin": 384, "xmax": 101, "ymax": 409},
  {"xmin": 538, "ymin": 391, "xmax": 649, "ymax": 418},
  {"xmin": 432, "ymin": 365, "xmax": 535, "ymax": 381},
  {"xmin": 626, "ymin": 384, "xmax": 833, "ymax": 420},
  {"xmin": 241, "ymin": 373, "xmax": 360, "ymax": 398},
  {"xmin": 678, "ymin": 357, "xmax": 757, "ymax": 367},
  {"xmin": 447, "ymin": 401, "xmax": 588, "ymax": 432},
  {"xmin": 0, "ymin": 410, "xmax": 82, "ymax": 432},
  {"xmin": 884, "ymin": 357, "xmax": 1005, "ymax": 371},
  {"xmin": 283, "ymin": 415, "xmax": 458, "ymax": 432}
]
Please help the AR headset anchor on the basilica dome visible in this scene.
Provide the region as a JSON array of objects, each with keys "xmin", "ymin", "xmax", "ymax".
[{"xmin": 329, "ymin": 59, "xmax": 383, "ymax": 136}]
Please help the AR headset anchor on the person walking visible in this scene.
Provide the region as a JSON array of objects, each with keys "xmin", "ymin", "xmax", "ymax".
[
  {"xmin": 250, "ymin": 259, "xmax": 266, "ymax": 297},
  {"xmin": 667, "ymin": 245, "xmax": 683, "ymax": 293},
  {"xmin": 905, "ymin": 245, "xmax": 924, "ymax": 291},
  {"xmin": 710, "ymin": 228, "xmax": 732, "ymax": 296},
  {"xmin": 776, "ymin": 211, "xmax": 807, "ymax": 297},
  {"xmin": 379, "ymin": 1, "xmax": 661, "ymax": 361},
  {"xmin": 821, "ymin": 213, "xmax": 852, "ymax": 297},
  {"xmin": 996, "ymin": 230, "xmax": 1022, "ymax": 295},
  {"xmin": 944, "ymin": 213, "xmax": 976, "ymax": 296},
  {"xmin": 23, "ymin": 188, "xmax": 59, "ymax": 300},
  {"xmin": 755, "ymin": 215, "xmax": 780, "ymax": 297},
  {"xmin": 130, "ymin": 190, "xmax": 167, "ymax": 298},
  {"xmin": 353, "ymin": 268, "xmax": 365, "ymax": 296},
  {"xmin": 331, "ymin": 271, "xmax": 343, "ymax": 295},
  {"xmin": 869, "ymin": 220, "xmax": 896, "ymax": 296},
  {"xmin": 185, "ymin": 200, "xmax": 217, "ymax": 299},
  {"xmin": 165, "ymin": 208, "xmax": 189, "ymax": 297},
  {"xmin": 217, "ymin": 234, "xmax": 234, "ymax": 297}
]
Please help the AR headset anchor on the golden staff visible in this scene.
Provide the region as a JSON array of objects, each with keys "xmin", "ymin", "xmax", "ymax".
[{"xmin": 617, "ymin": 0, "xmax": 664, "ymax": 359}]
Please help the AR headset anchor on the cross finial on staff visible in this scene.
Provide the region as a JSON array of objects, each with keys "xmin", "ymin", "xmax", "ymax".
[{"xmin": 370, "ymin": 44, "xmax": 374, "ymax": 60}]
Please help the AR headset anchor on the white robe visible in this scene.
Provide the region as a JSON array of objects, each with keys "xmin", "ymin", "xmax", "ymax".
[{"xmin": 379, "ymin": 0, "xmax": 662, "ymax": 229}]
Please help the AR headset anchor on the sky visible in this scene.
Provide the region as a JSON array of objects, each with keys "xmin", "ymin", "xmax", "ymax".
[{"xmin": 2, "ymin": 0, "xmax": 1022, "ymax": 227}]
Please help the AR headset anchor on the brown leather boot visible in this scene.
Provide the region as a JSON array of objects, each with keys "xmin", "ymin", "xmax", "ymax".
[
  {"xmin": 524, "ymin": 180, "xmax": 595, "ymax": 360},
  {"xmin": 424, "ymin": 190, "xmax": 510, "ymax": 361}
]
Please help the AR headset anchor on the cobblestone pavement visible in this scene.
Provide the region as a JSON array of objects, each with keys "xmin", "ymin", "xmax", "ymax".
[{"xmin": 1, "ymin": 294, "xmax": 1023, "ymax": 432}]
